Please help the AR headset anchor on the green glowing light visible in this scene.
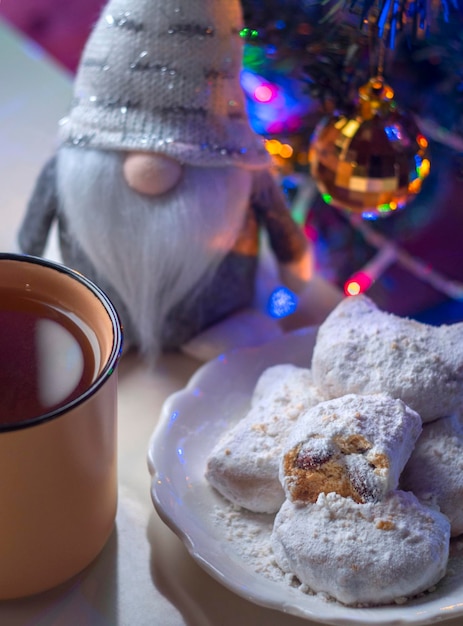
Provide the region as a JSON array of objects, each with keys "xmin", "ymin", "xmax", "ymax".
[
  {"xmin": 240, "ymin": 28, "xmax": 259, "ymax": 40},
  {"xmin": 322, "ymin": 193, "xmax": 332, "ymax": 204}
]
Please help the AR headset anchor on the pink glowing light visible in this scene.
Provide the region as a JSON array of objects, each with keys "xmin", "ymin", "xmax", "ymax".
[
  {"xmin": 254, "ymin": 84, "xmax": 276, "ymax": 103},
  {"xmin": 344, "ymin": 272, "xmax": 373, "ymax": 296}
]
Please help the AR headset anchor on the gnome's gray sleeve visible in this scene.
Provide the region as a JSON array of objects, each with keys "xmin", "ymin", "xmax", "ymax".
[
  {"xmin": 251, "ymin": 168, "xmax": 313, "ymax": 293},
  {"xmin": 18, "ymin": 155, "xmax": 58, "ymax": 256},
  {"xmin": 251, "ymin": 169, "xmax": 309, "ymax": 263}
]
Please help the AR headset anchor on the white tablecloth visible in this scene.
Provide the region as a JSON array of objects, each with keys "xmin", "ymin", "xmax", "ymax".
[{"xmin": 0, "ymin": 21, "xmax": 460, "ymax": 626}]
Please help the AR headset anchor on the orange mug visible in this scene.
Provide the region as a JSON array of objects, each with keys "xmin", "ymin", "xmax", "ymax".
[{"xmin": 0, "ymin": 253, "xmax": 122, "ymax": 599}]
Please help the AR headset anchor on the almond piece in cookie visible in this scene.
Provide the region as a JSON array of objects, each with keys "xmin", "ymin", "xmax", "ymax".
[{"xmin": 280, "ymin": 393, "xmax": 421, "ymax": 504}]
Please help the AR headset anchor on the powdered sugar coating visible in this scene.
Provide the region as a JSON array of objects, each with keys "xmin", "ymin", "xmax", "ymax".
[
  {"xmin": 280, "ymin": 393, "xmax": 422, "ymax": 504},
  {"xmin": 401, "ymin": 413, "xmax": 463, "ymax": 537},
  {"xmin": 311, "ymin": 295, "xmax": 463, "ymax": 422},
  {"xmin": 206, "ymin": 364, "xmax": 323, "ymax": 513},
  {"xmin": 250, "ymin": 364, "xmax": 313, "ymax": 407},
  {"xmin": 271, "ymin": 491, "xmax": 450, "ymax": 606}
]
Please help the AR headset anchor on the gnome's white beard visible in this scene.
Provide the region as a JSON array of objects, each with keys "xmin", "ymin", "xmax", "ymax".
[{"xmin": 57, "ymin": 147, "xmax": 253, "ymax": 357}]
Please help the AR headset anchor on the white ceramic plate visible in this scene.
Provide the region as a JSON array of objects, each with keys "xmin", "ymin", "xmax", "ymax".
[{"xmin": 147, "ymin": 328, "xmax": 463, "ymax": 626}]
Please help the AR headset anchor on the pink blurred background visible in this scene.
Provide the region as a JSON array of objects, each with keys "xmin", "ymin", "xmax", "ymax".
[{"xmin": 0, "ymin": 0, "xmax": 103, "ymax": 73}]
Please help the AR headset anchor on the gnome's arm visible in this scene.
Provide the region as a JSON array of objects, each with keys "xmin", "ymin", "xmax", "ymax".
[
  {"xmin": 18, "ymin": 155, "xmax": 58, "ymax": 256},
  {"xmin": 251, "ymin": 168, "xmax": 313, "ymax": 293}
]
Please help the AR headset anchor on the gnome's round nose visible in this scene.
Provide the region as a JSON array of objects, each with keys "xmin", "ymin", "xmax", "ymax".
[{"xmin": 59, "ymin": 0, "xmax": 270, "ymax": 190}]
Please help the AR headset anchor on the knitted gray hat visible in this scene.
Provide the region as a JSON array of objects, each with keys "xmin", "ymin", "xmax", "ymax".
[{"xmin": 59, "ymin": 0, "xmax": 270, "ymax": 169}]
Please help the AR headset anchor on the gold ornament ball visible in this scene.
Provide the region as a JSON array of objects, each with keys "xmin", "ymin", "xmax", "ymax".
[{"xmin": 308, "ymin": 79, "xmax": 431, "ymax": 218}]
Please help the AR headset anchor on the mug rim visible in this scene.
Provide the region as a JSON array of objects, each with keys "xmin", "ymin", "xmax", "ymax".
[{"xmin": 0, "ymin": 253, "xmax": 123, "ymax": 433}]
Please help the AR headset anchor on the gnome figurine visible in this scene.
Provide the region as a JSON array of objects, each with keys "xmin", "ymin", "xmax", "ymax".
[{"xmin": 18, "ymin": 0, "xmax": 314, "ymax": 361}]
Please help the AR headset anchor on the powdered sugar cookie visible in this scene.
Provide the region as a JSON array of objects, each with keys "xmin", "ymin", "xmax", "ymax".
[
  {"xmin": 206, "ymin": 365, "xmax": 323, "ymax": 513},
  {"xmin": 401, "ymin": 412, "xmax": 463, "ymax": 536},
  {"xmin": 280, "ymin": 393, "xmax": 422, "ymax": 504},
  {"xmin": 271, "ymin": 491, "xmax": 450, "ymax": 606},
  {"xmin": 311, "ymin": 295, "xmax": 463, "ymax": 422},
  {"xmin": 250, "ymin": 364, "xmax": 313, "ymax": 407}
]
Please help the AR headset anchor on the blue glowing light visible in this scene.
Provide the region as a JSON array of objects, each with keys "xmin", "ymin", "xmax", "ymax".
[
  {"xmin": 384, "ymin": 125, "xmax": 402, "ymax": 141},
  {"xmin": 177, "ymin": 447, "xmax": 186, "ymax": 464},
  {"xmin": 361, "ymin": 210, "xmax": 381, "ymax": 221},
  {"xmin": 267, "ymin": 286, "xmax": 298, "ymax": 319}
]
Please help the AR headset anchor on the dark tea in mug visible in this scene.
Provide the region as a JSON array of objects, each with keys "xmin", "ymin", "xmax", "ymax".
[
  {"xmin": 0, "ymin": 289, "xmax": 99, "ymax": 425},
  {"xmin": 0, "ymin": 253, "xmax": 122, "ymax": 600}
]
